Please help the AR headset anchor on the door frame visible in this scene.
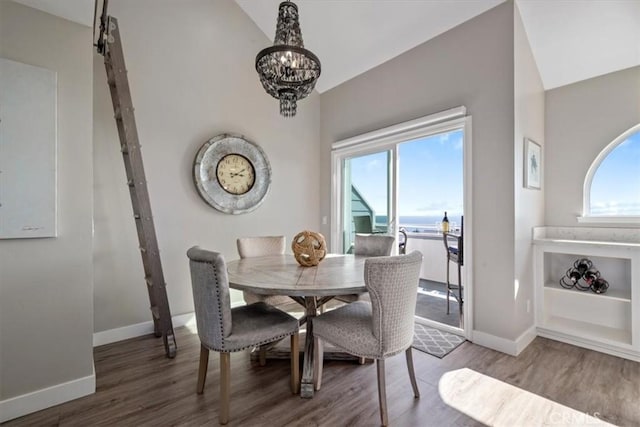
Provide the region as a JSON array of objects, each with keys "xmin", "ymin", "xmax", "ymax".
[{"xmin": 330, "ymin": 106, "xmax": 474, "ymax": 339}]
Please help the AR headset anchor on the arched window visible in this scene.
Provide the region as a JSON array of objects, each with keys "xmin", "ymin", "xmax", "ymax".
[{"xmin": 583, "ymin": 124, "xmax": 640, "ymax": 219}]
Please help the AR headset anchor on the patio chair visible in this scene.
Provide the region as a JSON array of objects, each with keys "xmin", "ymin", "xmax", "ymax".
[
  {"xmin": 353, "ymin": 215, "xmax": 374, "ymax": 233},
  {"xmin": 443, "ymin": 216, "xmax": 463, "ymax": 315},
  {"xmin": 313, "ymin": 251, "xmax": 423, "ymax": 426},
  {"xmin": 398, "ymin": 228, "xmax": 408, "ymax": 255},
  {"xmin": 187, "ymin": 246, "xmax": 299, "ymax": 425}
]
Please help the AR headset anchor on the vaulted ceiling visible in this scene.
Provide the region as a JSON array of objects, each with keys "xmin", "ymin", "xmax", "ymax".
[{"xmin": 12, "ymin": 0, "xmax": 640, "ymax": 92}]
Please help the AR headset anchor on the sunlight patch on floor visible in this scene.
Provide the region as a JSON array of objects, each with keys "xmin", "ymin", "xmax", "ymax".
[{"xmin": 438, "ymin": 368, "xmax": 613, "ymax": 426}]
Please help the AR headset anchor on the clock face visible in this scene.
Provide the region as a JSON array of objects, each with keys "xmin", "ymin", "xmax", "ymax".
[
  {"xmin": 193, "ymin": 134, "xmax": 271, "ymax": 214},
  {"xmin": 215, "ymin": 154, "xmax": 255, "ymax": 195}
]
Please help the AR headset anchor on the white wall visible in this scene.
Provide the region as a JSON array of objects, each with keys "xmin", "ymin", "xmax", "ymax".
[
  {"xmin": 320, "ymin": 2, "xmax": 519, "ymax": 341},
  {"xmin": 545, "ymin": 66, "xmax": 640, "ymax": 226},
  {"xmin": 93, "ymin": 0, "xmax": 321, "ymax": 333},
  {"xmin": 513, "ymin": 4, "xmax": 545, "ymax": 336},
  {"xmin": 0, "ymin": 0, "xmax": 94, "ymax": 411}
]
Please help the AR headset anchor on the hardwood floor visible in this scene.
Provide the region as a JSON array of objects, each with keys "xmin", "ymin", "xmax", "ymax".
[{"xmin": 3, "ymin": 326, "xmax": 639, "ymax": 426}]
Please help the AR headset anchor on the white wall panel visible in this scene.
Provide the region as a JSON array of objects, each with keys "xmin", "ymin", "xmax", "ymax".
[{"xmin": 0, "ymin": 58, "xmax": 56, "ymax": 238}]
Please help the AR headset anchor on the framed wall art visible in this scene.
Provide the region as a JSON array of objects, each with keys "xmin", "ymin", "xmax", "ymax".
[
  {"xmin": 524, "ymin": 138, "xmax": 541, "ymax": 190},
  {"xmin": 0, "ymin": 58, "xmax": 57, "ymax": 238}
]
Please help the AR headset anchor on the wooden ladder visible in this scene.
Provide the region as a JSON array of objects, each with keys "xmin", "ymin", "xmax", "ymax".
[{"xmin": 96, "ymin": 14, "xmax": 177, "ymax": 358}]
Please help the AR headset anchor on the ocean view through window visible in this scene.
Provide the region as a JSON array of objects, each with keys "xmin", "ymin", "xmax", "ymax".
[{"xmin": 349, "ymin": 129, "xmax": 464, "ymax": 235}]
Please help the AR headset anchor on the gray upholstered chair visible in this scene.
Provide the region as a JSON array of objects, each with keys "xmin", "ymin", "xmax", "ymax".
[
  {"xmin": 313, "ymin": 251, "xmax": 423, "ymax": 426},
  {"xmin": 354, "ymin": 233, "xmax": 395, "ymax": 256},
  {"xmin": 336, "ymin": 234, "xmax": 395, "ymax": 303},
  {"xmin": 187, "ymin": 246, "xmax": 299, "ymax": 425},
  {"xmin": 237, "ymin": 236, "xmax": 291, "ymax": 307}
]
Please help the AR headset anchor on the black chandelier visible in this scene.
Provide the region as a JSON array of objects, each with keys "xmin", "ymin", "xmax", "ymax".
[{"xmin": 255, "ymin": 1, "xmax": 321, "ymax": 117}]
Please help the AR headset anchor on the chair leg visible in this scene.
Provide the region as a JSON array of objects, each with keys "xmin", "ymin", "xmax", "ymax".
[
  {"xmin": 457, "ymin": 261, "xmax": 463, "ymax": 313},
  {"xmin": 219, "ymin": 352, "xmax": 230, "ymax": 425},
  {"xmin": 405, "ymin": 348, "xmax": 420, "ymax": 398},
  {"xmin": 313, "ymin": 337, "xmax": 323, "ymax": 391},
  {"xmin": 446, "ymin": 258, "xmax": 451, "ymax": 315},
  {"xmin": 376, "ymin": 359, "xmax": 389, "ymax": 427},
  {"xmin": 291, "ymin": 333, "xmax": 300, "ymax": 394},
  {"xmin": 196, "ymin": 345, "xmax": 209, "ymax": 394}
]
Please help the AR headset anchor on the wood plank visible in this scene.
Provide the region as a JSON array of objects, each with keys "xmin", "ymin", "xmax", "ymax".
[{"xmin": 3, "ymin": 327, "xmax": 639, "ymax": 426}]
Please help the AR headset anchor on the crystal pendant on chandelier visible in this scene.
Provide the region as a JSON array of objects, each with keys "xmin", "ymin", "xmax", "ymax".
[{"xmin": 255, "ymin": 1, "xmax": 321, "ymax": 117}]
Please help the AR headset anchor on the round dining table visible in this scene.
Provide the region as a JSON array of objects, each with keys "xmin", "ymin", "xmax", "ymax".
[{"xmin": 226, "ymin": 254, "xmax": 367, "ymax": 398}]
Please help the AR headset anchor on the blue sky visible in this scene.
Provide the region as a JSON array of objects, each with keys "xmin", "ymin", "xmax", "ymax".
[
  {"xmin": 590, "ymin": 131, "xmax": 640, "ymax": 215},
  {"xmin": 349, "ymin": 130, "xmax": 464, "ymax": 220},
  {"xmin": 350, "ymin": 128, "xmax": 640, "ymax": 220}
]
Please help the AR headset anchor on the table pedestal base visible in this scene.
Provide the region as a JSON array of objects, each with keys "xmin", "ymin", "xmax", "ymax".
[
  {"xmin": 300, "ymin": 297, "xmax": 317, "ymax": 398},
  {"xmin": 249, "ymin": 296, "xmax": 363, "ymax": 398}
]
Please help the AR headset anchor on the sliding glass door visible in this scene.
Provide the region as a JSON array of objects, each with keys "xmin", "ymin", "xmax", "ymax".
[
  {"xmin": 331, "ymin": 108, "xmax": 471, "ymax": 335},
  {"xmin": 341, "ymin": 150, "xmax": 393, "ymax": 253},
  {"xmin": 397, "ymin": 130, "xmax": 464, "ymax": 235},
  {"xmin": 336, "ymin": 132, "xmax": 463, "ymax": 253}
]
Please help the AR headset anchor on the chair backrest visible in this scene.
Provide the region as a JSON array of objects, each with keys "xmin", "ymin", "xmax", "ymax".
[
  {"xmin": 237, "ymin": 236, "xmax": 286, "ymax": 258},
  {"xmin": 442, "ymin": 232, "xmax": 453, "ymax": 252},
  {"xmin": 365, "ymin": 251, "xmax": 423, "ymax": 357},
  {"xmin": 354, "ymin": 234, "xmax": 395, "ymax": 256},
  {"xmin": 353, "ymin": 215, "xmax": 373, "ymax": 233},
  {"xmin": 187, "ymin": 246, "xmax": 232, "ymax": 351}
]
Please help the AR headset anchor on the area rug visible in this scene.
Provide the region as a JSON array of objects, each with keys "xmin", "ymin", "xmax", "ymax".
[{"xmin": 413, "ymin": 323, "xmax": 465, "ymax": 358}]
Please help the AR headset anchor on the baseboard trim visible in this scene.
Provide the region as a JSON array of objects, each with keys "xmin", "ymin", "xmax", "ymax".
[
  {"xmin": 471, "ymin": 325, "xmax": 537, "ymax": 356},
  {"xmin": 471, "ymin": 330, "xmax": 518, "ymax": 355},
  {"xmin": 0, "ymin": 370, "xmax": 95, "ymax": 423},
  {"xmin": 93, "ymin": 302, "xmax": 245, "ymax": 347},
  {"xmin": 515, "ymin": 325, "xmax": 537, "ymax": 355},
  {"xmin": 93, "ymin": 312, "xmax": 193, "ymax": 347}
]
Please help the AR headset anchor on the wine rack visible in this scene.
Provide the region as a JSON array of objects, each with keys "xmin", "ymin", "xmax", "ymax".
[{"xmin": 533, "ymin": 227, "xmax": 640, "ymax": 361}]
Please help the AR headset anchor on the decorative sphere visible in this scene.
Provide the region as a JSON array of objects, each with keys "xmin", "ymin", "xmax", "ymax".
[{"xmin": 291, "ymin": 230, "xmax": 327, "ymax": 267}]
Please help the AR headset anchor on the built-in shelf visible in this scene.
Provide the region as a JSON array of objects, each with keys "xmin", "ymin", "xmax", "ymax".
[
  {"xmin": 544, "ymin": 281, "xmax": 631, "ymax": 302},
  {"xmin": 541, "ymin": 316, "xmax": 632, "ymax": 347},
  {"xmin": 533, "ymin": 226, "xmax": 640, "ymax": 361}
]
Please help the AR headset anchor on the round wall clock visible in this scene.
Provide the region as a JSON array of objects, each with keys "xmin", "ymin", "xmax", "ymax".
[{"xmin": 193, "ymin": 134, "xmax": 272, "ymax": 214}]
